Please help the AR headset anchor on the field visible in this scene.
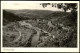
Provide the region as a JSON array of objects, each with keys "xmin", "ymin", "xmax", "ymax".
[{"xmin": 3, "ymin": 9, "xmax": 77, "ymax": 47}]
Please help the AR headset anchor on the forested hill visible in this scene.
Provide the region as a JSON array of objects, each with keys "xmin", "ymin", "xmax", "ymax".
[{"xmin": 3, "ymin": 10, "xmax": 24, "ymax": 25}]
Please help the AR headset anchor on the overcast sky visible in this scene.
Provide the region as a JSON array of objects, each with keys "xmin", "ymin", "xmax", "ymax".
[{"xmin": 2, "ymin": 1, "xmax": 64, "ymax": 11}]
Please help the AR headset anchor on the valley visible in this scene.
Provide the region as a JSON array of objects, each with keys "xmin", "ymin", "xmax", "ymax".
[{"xmin": 3, "ymin": 9, "xmax": 77, "ymax": 47}]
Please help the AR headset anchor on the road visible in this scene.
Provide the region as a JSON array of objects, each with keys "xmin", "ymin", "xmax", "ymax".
[{"xmin": 20, "ymin": 21, "xmax": 55, "ymax": 47}]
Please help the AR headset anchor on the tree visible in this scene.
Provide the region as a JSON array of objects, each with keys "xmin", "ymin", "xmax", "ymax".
[{"xmin": 40, "ymin": 3, "xmax": 77, "ymax": 12}]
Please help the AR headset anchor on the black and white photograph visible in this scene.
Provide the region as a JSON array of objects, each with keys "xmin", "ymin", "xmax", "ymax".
[{"xmin": 1, "ymin": 1, "xmax": 79, "ymax": 52}]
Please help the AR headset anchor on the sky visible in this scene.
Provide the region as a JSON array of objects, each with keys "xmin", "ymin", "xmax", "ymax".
[{"xmin": 2, "ymin": 1, "xmax": 64, "ymax": 11}]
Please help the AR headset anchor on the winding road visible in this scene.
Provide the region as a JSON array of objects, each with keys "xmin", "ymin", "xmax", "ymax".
[{"xmin": 19, "ymin": 21, "xmax": 55, "ymax": 47}]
